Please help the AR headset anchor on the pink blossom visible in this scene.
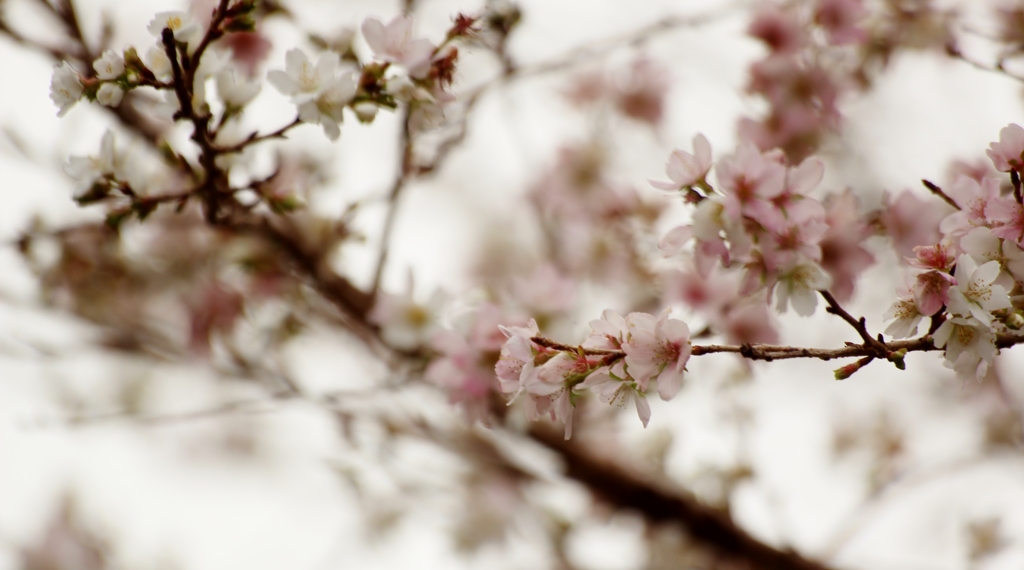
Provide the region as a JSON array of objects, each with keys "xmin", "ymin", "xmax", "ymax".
[
  {"xmin": 748, "ymin": 7, "xmax": 804, "ymax": 53},
  {"xmin": 651, "ymin": 134, "xmax": 713, "ymax": 191},
  {"xmin": 494, "ymin": 319, "xmax": 540, "ymax": 397},
  {"xmin": 819, "ymin": 190, "xmax": 874, "ymax": 302},
  {"xmin": 986, "ymin": 123, "xmax": 1024, "ymax": 172},
  {"xmin": 622, "ymin": 311, "xmax": 691, "ymax": 399},
  {"xmin": 614, "ymin": 57, "xmax": 670, "ymax": 126},
  {"xmin": 909, "ymin": 243, "xmax": 954, "ymax": 272},
  {"xmin": 762, "ymin": 198, "xmax": 829, "ymax": 267},
  {"xmin": 880, "ymin": 190, "xmax": 945, "ymax": 259},
  {"xmin": 510, "ymin": 263, "xmax": 575, "ymax": 316},
  {"xmin": 814, "ymin": 0, "xmax": 866, "ymax": 45},
  {"xmin": 985, "ymin": 196, "xmax": 1024, "ymax": 246},
  {"xmin": 716, "ymin": 143, "xmax": 787, "ymax": 230},
  {"xmin": 913, "ymin": 270, "xmax": 953, "ymax": 317},
  {"xmin": 772, "ymin": 259, "xmax": 832, "ymax": 316},
  {"xmin": 361, "ymin": 15, "xmax": 435, "ymax": 78},
  {"xmin": 663, "ymin": 267, "xmax": 736, "ymax": 314},
  {"xmin": 719, "ymin": 302, "xmax": 780, "ymax": 345},
  {"xmin": 945, "ymin": 254, "xmax": 1011, "ymax": 327},
  {"xmin": 584, "ymin": 309, "xmax": 628, "ymax": 350},
  {"xmin": 940, "ymin": 176, "xmax": 1001, "ymax": 239},
  {"xmin": 426, "ymin": 330, "xmax": 494, "ymax": 423},
  {"xmin": 771, "ymin": 157, "xmax": 825, "ymax": 214},
  {"xmin": 535, "ymin": 351, "xmax": 600, "ymax": 388},
  {"xmin": 578, "ymin": 362, "xmax": 651, "ymax": 428}
]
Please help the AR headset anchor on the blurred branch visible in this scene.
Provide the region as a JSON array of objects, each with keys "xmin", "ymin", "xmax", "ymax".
[
  {"xmin": 369, "ymin": 109, "xmax": 413, "ymax": 303},
  {"xmin": 530, "ymin": 424, "xmax": 835, "ymax": 570}
]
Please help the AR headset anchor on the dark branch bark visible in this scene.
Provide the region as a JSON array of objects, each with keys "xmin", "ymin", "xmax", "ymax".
[{"xmin": 529, "ymin": 425, "xmax": 835, "ymax": 570}]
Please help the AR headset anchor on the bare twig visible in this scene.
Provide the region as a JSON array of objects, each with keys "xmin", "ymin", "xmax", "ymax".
[{"xmin": 922, "ymin": 179, "xmax": 960, "ymax": 210}]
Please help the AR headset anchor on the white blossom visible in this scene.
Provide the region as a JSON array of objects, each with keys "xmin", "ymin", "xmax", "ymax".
[
  {"xmin": 49, "ymin": 61, "xmax": 84, "ymax": 117},
  {"xmin": 268, "ymin": 49, "xmax": 338, "ymax": 102},
  {"xmin": 883, "ymin": 287, "xmax": 923, "ymax": 339},
  {"xmin": 361, "ymin": 15, "xmax": 435, "ymax": 78},
  {"xmin": 945, "ymin": 254, "xmax": 1011, "ymax": 327},
  {"xmin": 773, "ymin": 259, "xmax": 832, "ymax": 316},
  {"xmin": 216, "ymin": 68, "xmax": 261, "ymax": 108},
  {"xmin": 64, "ymin": 131, "xmax": 126, "ymax": 198},
  {"xmin": 148, "ymin": 11, "xmax": 201, "ymax": 49},
  {"xmin": 578, "ymin": 362, "xmax": 651, "ymax": 428},
  {"xmin": 145, "ymin": 45, "xmax": 173, "ymax": 82},
  {"xmin": 96, "ymin": 83, "xmax": 124, "ymax": 107},
  {"xmin": 933, "ymin": 316, "xmax": 998, "ymax": 381},
  {"xmin": 93, "ymin": 50, "xmax": 125, "ymax": 80}
]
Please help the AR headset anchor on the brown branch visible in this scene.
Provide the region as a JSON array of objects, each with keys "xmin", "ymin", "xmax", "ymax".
[
  {"xmin": 529, "ymin": 424, "xmax": 835, "ymax": 570},
  {"xmin": 921, "ymin": 179, "xmax": 959, "ymax": 210},
  {"xmin": 369, "ymin": 109, "xmax": 413, "ymax": 302},
  {"xmin": 820, "ymin": 290, "xmax": 888, "ymax": 357},
  {"xmin": 212, "ymin": 117, "xmax": 302, "ymax": 154}
]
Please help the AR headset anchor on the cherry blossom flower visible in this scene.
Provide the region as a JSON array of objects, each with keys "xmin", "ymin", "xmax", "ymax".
[
  {"xmin": 578, "ymin": 362, "xmax": 651, "ymax": 428},
  {"xmin": 985, "ymin": 196, "xmax": 1024, "ymax": 247},
  {"xmin": 720, "ymin": 301, "xmax": 780, "ymax": 345},
  {"xmin": 510, "ymin": 264, "xmax": 575, "ymax": 317},
  {"xmin": 945, "ymin": 254, "xmax": 1011, "ymax": 327},
  {"xmin": 986, "ymin": 123, "xmax": 1024, "ymax": 172},
  {"xmin": 535, "ymin": 352, "xmax": 597, "ymax": 393},
  {"xmin": 650, "ymin": 134, "xmax": 713, "ymax": 191},
  {"xmin": 96, "ymin": 83, "xmax": 124, "ymax": 107},
  {"xmin": 145, "ymin": 45, "xmax": 173, "ymax": 81},
  {"xmin": 622, "ymin": 311, "xmax": 691, "ymax": 400},
  {"xmin": 584, "ymin": 309, "xmax": 628, "ymax": 350},
  {"xmin": 216, "ymin": 68, "xmax": 261, "ymax": 108},
  {"xmin": 772, "ymin": 259, "xmax": 832, "ymax": 316},
  {"xmin": 762, "ymin": 198, "xmax": 829, "ymax": 267},
  {"xmin": 93, "ymin": 50, "xmax": 124, "ymax": 80},
  {"xmin": 884, "ymin": 286, "xmax": 923, "ymax": 339},
  {"xmin": 940, "ymin": 176, "xmax": 1001, "ymax": 239},
  {"xmin": 959, "ymin": 226, "xmax": 1024, "ymax": 288},
  {"xmin": 495, "ymin": 319, "xmax": 540, "ymax": 398},
  {"xmin": 49, "ymin": 61, "xmax": 83, "ymax": 117},
  {"xmin": 361, "ymin": 15, "xmax": 435, "ymax": 79},
  {"xmin": 716, "ymin": 142, "xmax": 787, "ymax": 230},
  {"xmin": 933, "ymin": 316, "xmax": 997, "ymax": 381},
  {"xmin": 613, "ymin": 57, "xmax": 670, "ymax": 126},
  {"xmin": 819, "ymin": 190, "xmax": 874, "ymax": 302},
  {"xmin": 425, "ymin": 330, "xmax": 494, "ymax": 424},
  {"xmin": 64, "ymin": 131, "xmax": 125, "ymax": 199},
  {"xmin": 367, "ymin": 287, "xmax": 445, "ymax": 350},
  {"xmin": 913, "ymin": 269, "xmax": 953, "ymax": 317},
  {"xmin": 268, "ymin": 49, "xmax": 357, "ymax": 140},
  {"xmin": 748, "ymin": 7, "xmax": 804, "ymax": 53},
  {"xmin": 814, "ymin": 0, "xmax": 866, "ymax": 45},
  {"xmin": 772, "ymin": 157, "xmax": 824, "ymax": 212},
  {"xmin": 268, "ymin": 48, "xmax": 340, "ymax": 101},
  {"xmin": 909, "ymin": 243, "xmax": 955, "ymax": 272},
  {"xmin": 880, "ymin": 190, "xmax": 945, "ymax": 259},
  {"xmin": 148, "ymin": 11, "xmax": 202, "ymax": 50}
]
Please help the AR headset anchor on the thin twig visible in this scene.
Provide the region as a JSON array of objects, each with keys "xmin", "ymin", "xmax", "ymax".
[
  {"xmin": 820, "ymin": 291, "xmax": 888, "ymax": 357},
  {"xmin": 369, "ymin": 109, "xmax": 413, "ymax": 302},
  {"xmin": 921, "ymin": 179, "xmax": 960, "ymax": 210}
]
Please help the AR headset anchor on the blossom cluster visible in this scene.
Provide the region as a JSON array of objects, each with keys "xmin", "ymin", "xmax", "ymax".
[
  {"xmin": 882, "ymin": 124, "xmax": 1024, "ymax": 380},
  {"xmin": 657, "ymin": 135, "xmax": 842, "ymax": 318},
  {"xmin": 50, "ymin": 7, "xmax": 472, "ymax": 143},
  {"xmin": 495, "ymin": 310, "xmax": 691, "ymax": 438}
]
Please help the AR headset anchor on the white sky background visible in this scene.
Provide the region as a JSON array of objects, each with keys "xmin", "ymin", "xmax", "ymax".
[{"xmin": 1, "ymin": 0, "xmax": 1024, "ymax": 569}]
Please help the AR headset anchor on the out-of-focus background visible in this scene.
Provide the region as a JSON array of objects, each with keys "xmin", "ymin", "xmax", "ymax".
[{"xmin": 2, "ymin": 0, "xmax": 1024, "ymax": 569}]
